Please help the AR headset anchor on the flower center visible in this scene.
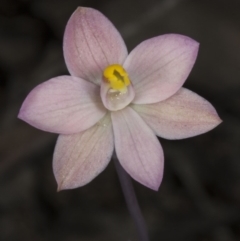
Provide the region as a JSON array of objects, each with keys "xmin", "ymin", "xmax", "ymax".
[
  {"xmin": 100, "ymin": 64, "xmax": 135, "ymax": 111},
  {"xmin": 103, "ymin": 64, "xmax": 130, "ymax": 93}
]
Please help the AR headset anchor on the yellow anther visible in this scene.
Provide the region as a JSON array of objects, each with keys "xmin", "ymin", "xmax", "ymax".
[{"xmin": 103, "ymin": 64, "xmax": 131, "ymax": 92}]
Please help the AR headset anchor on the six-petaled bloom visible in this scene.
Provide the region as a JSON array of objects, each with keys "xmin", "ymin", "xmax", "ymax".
[{"xmin": 18, "ymin": 7, "xmax": 222, "ymax": 191}]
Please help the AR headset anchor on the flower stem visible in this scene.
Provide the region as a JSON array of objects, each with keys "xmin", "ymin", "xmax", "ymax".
[{"xmin": 113, "ymin": 156, "xmax": 150, "ymax": 241}]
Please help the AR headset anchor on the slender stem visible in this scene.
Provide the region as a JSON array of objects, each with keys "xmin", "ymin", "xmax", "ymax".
[{"xmin": 113, "ymin": 156, "xmax": 150, "ymax": 241}]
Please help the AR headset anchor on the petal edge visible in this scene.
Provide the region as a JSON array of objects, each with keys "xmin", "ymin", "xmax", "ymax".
[
  {"xmin": 111, "ymin": 107, "xmax": 164, "ymax": 191},
  {"xmin": 18, "ymin": 76, "xmax": 106, "ymax": 134},
  {"xmin": 64, "ymin": 7, "xmax": 128, "ymax": 85},
  {"xmin": 53, "ymin": 114, "xmax": 114, "ymax": 190},
  {"xmin": 124, "ymin": 34, "xmax": 199, "ymax": 104},
  {"xmin": 132, "ymin": 88, "xmax": 222, "ymax": 140}
]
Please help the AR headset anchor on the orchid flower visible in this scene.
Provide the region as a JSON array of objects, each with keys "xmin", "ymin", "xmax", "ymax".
[{"xmin": 18, "ymin": 7, "xmax": 221, "ymax": 191}]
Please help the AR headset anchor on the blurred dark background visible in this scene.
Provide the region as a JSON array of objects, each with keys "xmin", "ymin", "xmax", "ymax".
[{"xmin": 0, "ymin": 0, "xmax": 239, "ymax": 240}]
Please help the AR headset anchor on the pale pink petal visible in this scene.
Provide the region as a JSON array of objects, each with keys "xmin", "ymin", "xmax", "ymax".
[
  {"xmin": 123, "ymin": 34, "xmax": 199, "ymax": 104},
  {"xmin": 132, "ymin": 88, "xmax": 222, "ymax": 140},
  {"xmin": 111, "ymin": 107, "xmax": 164, "ymax": 191},
  {"xmin": 53, "ymin": 114, "xmax": 114, "ymax": 190},
  {"xmin": 64, "ymin": 7, "xmax": 128, "ymax": 85},
  {"xmin": 18, "ymin": 76, "xmax": 106, "ymax": 134}
]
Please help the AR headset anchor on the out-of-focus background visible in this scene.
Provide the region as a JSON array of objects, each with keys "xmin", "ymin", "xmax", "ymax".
[{"xmin": 0, "ymin": 0, "xmax": 239, "ymax": 240}]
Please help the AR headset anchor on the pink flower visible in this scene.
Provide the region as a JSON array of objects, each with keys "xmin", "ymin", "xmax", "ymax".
[{"xmin": 18, "ymin": 7, "xmax": 221, "ymax": 191}]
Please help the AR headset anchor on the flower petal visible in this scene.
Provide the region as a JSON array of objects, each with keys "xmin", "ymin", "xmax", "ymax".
[
  {"xmin": 124, "ymin": 34, "xmax": 199, "ymax": 104},
  {"xmin": 111, "ymin": 107, "xmax": 164, "ymax": 191},
  {"xmin": 64, "ymin": 7, "xmax": 128, "ymax": 85},
  {"xmin": 53, "ymin": 114, "xmax": 114, "ymax": 190},
  {"xmin": 18, "ymin": 76, "xmax": 106, "ymax": 134},
  {"xmin": 132, "ymin": 88, "xmax": 222, "ymax": 140}
]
